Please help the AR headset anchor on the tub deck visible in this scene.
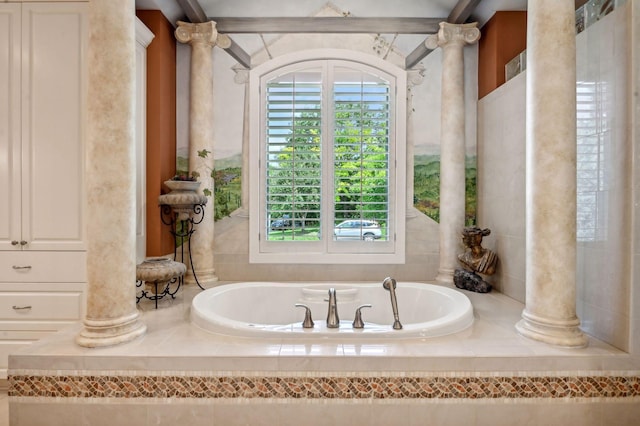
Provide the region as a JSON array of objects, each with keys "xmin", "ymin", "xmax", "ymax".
[{"xmin": 7, "ymin": 282, "xmax": 640, "ymax": 425}]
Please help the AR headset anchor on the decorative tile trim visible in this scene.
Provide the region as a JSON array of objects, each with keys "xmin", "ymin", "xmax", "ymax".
[{"xmin": 9, "ymin": 374, "xmax": 640, "ymax": 400}]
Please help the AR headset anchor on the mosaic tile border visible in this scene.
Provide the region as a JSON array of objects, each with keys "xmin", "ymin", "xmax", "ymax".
[{"xmin": 9, "ymin": 374, "xmax": 640, "ymax": 400}]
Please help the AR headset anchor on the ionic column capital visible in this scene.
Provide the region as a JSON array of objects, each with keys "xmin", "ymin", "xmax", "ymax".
[
  {"xmin": 175, "ymin": 20, "xmax": 231, "ymax": 49},
  {"xmin": 425, "ymin": 22, "xmax": 480, "ymax": 50},
  {"xmin": 407, "ymin": 66, "xmax": 426, "ymax": 88},
  {"xmin": 232, "ymin": 64, "xmax": 250, "ymax": 85}
]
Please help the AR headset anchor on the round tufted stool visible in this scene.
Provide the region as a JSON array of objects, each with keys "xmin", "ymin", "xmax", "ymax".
[{"xmin": 135, "ymin": 257, "xmax": 187, "ymax": 308}]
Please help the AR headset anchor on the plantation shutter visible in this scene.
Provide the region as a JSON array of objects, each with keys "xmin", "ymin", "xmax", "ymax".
[
  {"xmin": 252, "ymin": 55, "xmax": 405, "ymax": 263},
  {"xmin": 332, "ymin": 69, "xmax": 390, "ymax": 240},
  {"xmin": 265, "ymin": 72, "xmax": 322, "ymax": 240}
]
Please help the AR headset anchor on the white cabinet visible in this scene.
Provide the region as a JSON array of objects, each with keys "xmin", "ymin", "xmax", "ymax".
[
  {"xmin": 0, "ymin": 2, "xmax": 87, "ymax": 378},
  {"xmin": 0, "ymin": 2, "xmax": 86, "ymax": 252}
]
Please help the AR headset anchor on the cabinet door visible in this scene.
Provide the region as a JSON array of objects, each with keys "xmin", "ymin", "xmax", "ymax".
[
  {"xmin": 0, "ymin": 5, "xmax": 21, "ymax": 251},
  {"xmin": 21, "ymin": 3, "xmax": 87, "ymax": 251}
]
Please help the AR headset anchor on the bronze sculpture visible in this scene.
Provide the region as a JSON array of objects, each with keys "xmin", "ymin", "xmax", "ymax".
[{"xmin": 454, "ymin": 226, "xmax": 498, "ymax": 293}]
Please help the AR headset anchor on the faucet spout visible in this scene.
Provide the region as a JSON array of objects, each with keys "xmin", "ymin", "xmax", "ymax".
[
  {"xmin": 382, "ymin": 277, "xmax": 403, "ymax": 330},
  {"xmin": 326, "ymin": 288, "xmax": 340, "ymax": 328}
]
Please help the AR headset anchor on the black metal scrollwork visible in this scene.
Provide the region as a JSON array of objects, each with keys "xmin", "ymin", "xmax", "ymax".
[{"xmin": 159, "ymin": 202, "xmax": 206, "ymax": 290}]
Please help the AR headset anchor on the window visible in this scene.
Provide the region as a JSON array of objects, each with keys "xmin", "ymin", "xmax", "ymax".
[
  {"xmin": 249, "ymin": 50, "xmax": 406, "ymax": 263},
  {"xmin": 576, "ymin": 81, "xmax": 608, "ymax": 242}
]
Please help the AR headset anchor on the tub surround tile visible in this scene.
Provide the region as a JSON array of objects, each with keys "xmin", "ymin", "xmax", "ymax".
[
  {"xmin": 8, "ymin": 281, "xmax": 640, "ymax": 421},
  {"xmin": 9, "ymin": 401, "xmax": 89, "ymax": 426},
  {"xmin": 213, "ymin": 401, "xmax": 281, "ymax": 426},
  {"xmin": 279, "ymin": 343, "xmax": 345, "ymax": 357},
  {"xmin": 600, "ymin": 400, "xmax": 640, "ymax": 424},
  {"xmin": 9, "ymin": 372, "xmax": 640, "ymax": 401},
  {"xmin": 147, "ymin": 403, "xmax": 215, "ymax": 426},
  {"xmin": 408, "ymin": 402, "xmax": 477, "ymax": 426},
  {"xmin": 8, "ymin": 283, "xmax": 633, "ymax": 372}
]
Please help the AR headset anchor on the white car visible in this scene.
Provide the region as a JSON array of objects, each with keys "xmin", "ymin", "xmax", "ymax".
[{"xmin": 333, "ymin": 220, "xmax": 382, "ymax": 241}]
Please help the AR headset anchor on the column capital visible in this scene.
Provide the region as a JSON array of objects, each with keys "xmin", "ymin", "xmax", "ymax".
[
  {"xmin": 232, "ymin": 64, "xmax": 250, "ymax": 84},
  {"xmin": 407, "ymin": 65, "xmax": 426, "ymax": 88},
  {"xmin": 425, "ymin": 22, "xmax": 480, "ymax": 50},
  {"xmin": 175, "ymin": 20, "xmax": 231, "ymax": 49}
]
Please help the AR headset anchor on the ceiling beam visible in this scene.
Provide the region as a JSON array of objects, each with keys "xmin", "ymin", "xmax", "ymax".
[
  {"xmin": 209, "ymin": 17, "xmax": 444, "ymax": 34},
  {"xmin": 405, "ymin": 0, "xmax": 481, "ymax": 69},
  {"xmin": 405, "ymin": 42, "xmax": 433, "ymax": 71},
  {"xmin": 176, "ymin": 0, "xmax": 207, "ymax": 23},
  {"xmin": 175, "ymin": 0, "xmax": 252, "ymax": 68},
  {"xmin": 225, "ymin": 37, "xmax": 252, "ymax": 69},
  {"xmin": 447, "ymin": 0, "xmax": 482, "ymax": 24}
]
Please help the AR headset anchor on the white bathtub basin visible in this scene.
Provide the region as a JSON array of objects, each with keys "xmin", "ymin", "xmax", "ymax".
[{"xmin": 191, "ymin": 282, "xmax": 474, "ymax": 339}]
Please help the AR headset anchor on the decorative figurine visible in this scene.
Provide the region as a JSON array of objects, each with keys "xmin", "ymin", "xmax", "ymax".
[{"xmin": 454, "ymin": 227, "xmax": 498, "ymax": 293}]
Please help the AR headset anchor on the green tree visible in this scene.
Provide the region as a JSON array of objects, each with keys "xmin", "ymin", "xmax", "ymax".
[
  {"xmin": 333, "ymin": 102, "xmax": 389, "ymax": 225},
  {"xmin": 266, "ymin": 98, "xmax": 390, "ymax": 237},
  {"xmin": 267, "ymin": 111, "xmax": 322, "ymax": 228}
]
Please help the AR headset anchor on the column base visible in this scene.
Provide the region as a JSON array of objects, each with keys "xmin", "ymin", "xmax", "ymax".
[
  {"xmin": 515, "ymin": 310, "xmax": 588, "ymax": 348},
  {"xmin": 76, "ymin": 312, "xmax": 147, "ymax": 348},
  {"xmin": 435, "ymin": 268, "xmax": 454, "ymax": 284},
  {"xmin": 184, "ymin": 267, "xmax": 218, "ymax": 287}
]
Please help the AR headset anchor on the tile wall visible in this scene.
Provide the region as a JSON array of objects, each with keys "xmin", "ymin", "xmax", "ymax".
[{"xmin": 478, "ymin": 2, "xmax": 635, "ymax": 351}]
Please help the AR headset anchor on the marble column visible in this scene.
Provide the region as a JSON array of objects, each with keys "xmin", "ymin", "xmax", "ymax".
[
  {"xmin": 77, "ymin": 0, "xmax": 147, "ymax": 347},
  {"xmin": 175, "ymin": 21, "xmax": 230, "ymax": 286},
  {"xmin": 426, "ymin": 23, "xmax": 480, "ymax": 284},
  {"xmin": 406, "ymin": 66, "xmax": 425, "ymax": 218},
  {"xmin": 515, "ymin": 0, "xmax": 587, "ymax": 347},
  {"xmin": 232, "ymin": 64, "xmax": 250, "ymax": 217}
]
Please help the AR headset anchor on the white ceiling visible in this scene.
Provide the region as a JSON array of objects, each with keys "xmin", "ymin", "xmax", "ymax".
[
  {"xmin": 135, "ymin": 0, "xmax": 528, "ymax": 58},
  {"xmin": 135, "ymin": 0, "xmax": 528, "ymax": 26}
]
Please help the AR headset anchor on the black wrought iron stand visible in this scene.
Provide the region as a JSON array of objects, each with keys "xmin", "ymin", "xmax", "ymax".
[
  {"xmin": 135, "ymin": 257, "xmax": 187, "ymax": 309},
  {"xmin": 136, "ymin": 275, "xmax": 182, "ymax": 309},
  {"xmin": 160, "ymin": 202, "xmax": 207, "ymax": 290}
]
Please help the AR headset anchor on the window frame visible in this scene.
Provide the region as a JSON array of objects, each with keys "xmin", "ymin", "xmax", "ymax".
[{"xmin": 249, "ymin": 49, "xmax": 406, "ymax": 264}]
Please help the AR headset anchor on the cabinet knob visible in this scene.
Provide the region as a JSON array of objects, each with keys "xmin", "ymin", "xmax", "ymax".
[
  {"xmin": 11, "ymin": 240, "xmax": 19, "ymax": 246},
  {"xmin": 20, "ymin": 240, "xmax": 28, "ymax": 246}
]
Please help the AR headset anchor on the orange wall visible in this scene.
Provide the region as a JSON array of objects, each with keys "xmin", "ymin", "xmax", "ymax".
[
  {"xmin": 136, "ymin": 10, "xmax": 176, "ymax": 256},
  {"xmin": 478, "ymin": 11, "xmax": 527, "ymax": 99}
]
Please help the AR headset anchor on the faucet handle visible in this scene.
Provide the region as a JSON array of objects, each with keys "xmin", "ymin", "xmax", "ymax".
[
  {"xmin": 295, "ymin": 303, "xmax": 315, "ymax": 328},
  {"xmin": 352, "ymin": 304, "xmax": 372, "ymax": 329}
]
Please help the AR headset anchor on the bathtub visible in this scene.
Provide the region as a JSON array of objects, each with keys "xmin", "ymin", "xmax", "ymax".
[{"xmin": 191, "ymin": 282, "xmax": 474, "ymax": 338}]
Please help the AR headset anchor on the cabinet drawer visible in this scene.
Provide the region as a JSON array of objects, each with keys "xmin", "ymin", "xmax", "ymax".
[
  {"xmin": 0, "ymin": 251, "xmax": 86, "ymax": 282},
  {"xmin": 0, "ymin": 292, "xmax": 83, "ymax": 320}
]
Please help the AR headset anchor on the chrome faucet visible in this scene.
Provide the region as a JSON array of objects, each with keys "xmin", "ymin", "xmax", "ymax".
[
  {"xmin": 382, "ymin": 277, "xmax": 403, "ymax": 330},
  {"xmin": 326, "ymin": 288, "xmax": 340, "ymax": 328}
]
